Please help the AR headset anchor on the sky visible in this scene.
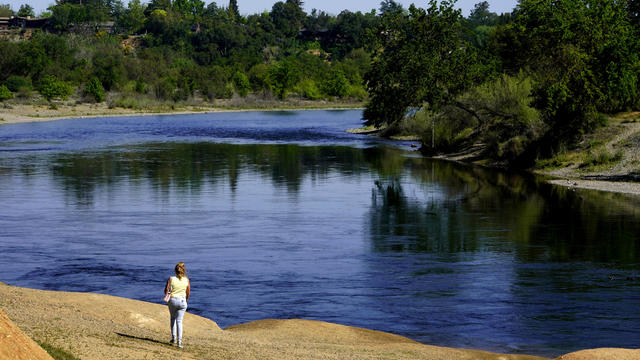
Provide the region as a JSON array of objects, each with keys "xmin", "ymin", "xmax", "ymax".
[{"xmin": 7, "ymin": 0, "xmax": 518, "ymax": 18}]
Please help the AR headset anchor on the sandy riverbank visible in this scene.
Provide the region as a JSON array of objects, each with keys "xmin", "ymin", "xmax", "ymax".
[
  {"xmin": 0, "ymin": 101, "xmax": 363, "ymax": 125},
  {"xmin": 0, "ymin": 282, "xmax": 550, "ymax": 360},
  {"xmin": 1, "ymin": 282, "xmax": 638, "ymax": 360}
]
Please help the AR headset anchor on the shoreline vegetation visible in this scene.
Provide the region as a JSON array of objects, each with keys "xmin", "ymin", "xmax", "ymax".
[{"xmin": 2, "ymin": 281, "xmax": 639, "ymax": 360}]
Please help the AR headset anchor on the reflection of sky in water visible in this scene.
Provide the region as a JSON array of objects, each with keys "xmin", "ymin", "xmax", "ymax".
[{"xmin": 0, "ymin": 111, "xmax": 640, "ymax": 357}]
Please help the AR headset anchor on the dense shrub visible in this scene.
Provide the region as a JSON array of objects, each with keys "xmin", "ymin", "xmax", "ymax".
[
  {"xmin": 295, "ymin": 79, "xmax": 322, "ymax": 100},
  {"xmin": 155, "ymin": 77, "xmax": 177, "ymax": 101},
  {"xmin": 5, "ymin": 76, "xmax": 32, "ymax": 92},
  {"xmin": 38, "ymin": 75, "xmax": 73, "ymax": 101},
  {"xmin": 0, "ymin": 85, "xmax": 13, "ymax": 101},
  {"xmin": 321, "ymin": 69, "xmax": 349, "ymax": 98},
  {"xmin": 233, "ymin": 72, "xmax": 250, "ymax": 98},
  {"xmin": 84, "ymin": 77, "xmax": 106, "ymax": 103}
]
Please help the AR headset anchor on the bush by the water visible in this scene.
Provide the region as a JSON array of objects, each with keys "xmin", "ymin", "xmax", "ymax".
[
  {"xmin": 84, "ymin": 77, "xmax": 106, "ymax": 103},
  {"xmin": 0, "ymin": 85, "xmax": 13, "ymax": 101},
  {"xmin": 39, "ymin": 75, "xmax": 73, "ymax": 101}
]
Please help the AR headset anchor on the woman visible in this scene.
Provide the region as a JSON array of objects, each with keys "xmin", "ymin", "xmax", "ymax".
[{"xmin": 164, "ymin": 262, "xmax": 190, "ymax": 348}]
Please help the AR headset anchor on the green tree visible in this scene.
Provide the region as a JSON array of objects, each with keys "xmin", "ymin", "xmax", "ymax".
[
  {"xmin": 5, "ymin": 76, "xmax": 31, "ymax": 92},
  {"xmin": 17, "ymin": 4, "xmax": 35, "ymax": 17},
  {"xmin": 38, "ymin": 75, "xmax": 73, "ymax": 101},
  {"xmin": 321, "ymin": 69, "xmax": 349, "ymax": 98},
  {"xmin": 229, "ymin": 0, "xmax": 239, "ymax": 20},
  {"xmin": 248, "ymin": 63, "xmax": 271, "ymax": 95},
  {"xmin": 92, "ymin": 42, "xmax": 125, "ymax": 91},
  {"xmin": 116, "ymin": 0, "xmax": 146, "ymax": 34},
  {"xmin": 271, "ymin": 0, "xmax": 306, "ymax": 38},
  {"xmin": 0, "ymin": 4, "xmax": 13, "ymax": 17},
  {"xmin": 172, "ymin": 0, "xmax": 204, "ymax": 19},
  {"xmin": 85, "ymin": 77, "xmax": 106, "ymax": 102},
  {"xmin": 0, "ymin": 85, "xmax": 13, "ymax": 101},
  {"xmin": 363, "ymin": 0, "xmax": 481, "ymax": 128},
  {"xmin": 269, "ymin": 60, "xmax": 299, "ymax": 100},
  {"xmin": 500, "ymin": 0, "xmax": 640, "ymax": 142},
  {"xmin": 379, "ymin": 0, "xmax": 403, "ymax": 15},
  {"xmin": 467, "ymin": 1, "xmax": 498, "ymax": 27},
  {"xmin": 233, "ymin": 71, "xmax": 250, "ymax": 97}
]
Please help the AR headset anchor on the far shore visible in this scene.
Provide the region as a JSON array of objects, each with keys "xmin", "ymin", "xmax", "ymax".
[
  {"xmin": 2, "ymin": 102, "xmax": 640, "ymax": 197},
  {"xmin": 0, "ymin": 100, "xmax": 364, "ymax": 125}
]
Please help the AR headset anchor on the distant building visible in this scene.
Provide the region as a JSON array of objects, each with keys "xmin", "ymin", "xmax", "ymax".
[
  {"xmin": 0, "ymin": 17, "xmax": 10, "ymax": 30},
  {"xmin": 0, "ymin": 16, "xmax": 51, "ymax": 30}
]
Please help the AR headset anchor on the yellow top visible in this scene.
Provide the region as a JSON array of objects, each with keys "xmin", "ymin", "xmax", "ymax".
[{"xmin": 169, "ymin": 276, "xmax": 189, "ymax": 299}]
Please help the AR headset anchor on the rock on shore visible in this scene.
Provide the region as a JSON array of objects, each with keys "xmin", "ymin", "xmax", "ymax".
[{"xmin": 0, "ymin": 308, "xmax": 53, "ymax": 360}]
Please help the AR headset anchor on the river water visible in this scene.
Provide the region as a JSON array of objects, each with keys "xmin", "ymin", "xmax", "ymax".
[{"xmin": 0, "ymin": 110, "xmax": 639, "ymax": 357}]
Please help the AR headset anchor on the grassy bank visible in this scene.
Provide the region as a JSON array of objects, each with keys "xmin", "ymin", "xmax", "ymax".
[
  {"xmin": 532, "ymin": 112, "xmax": 640, "ymax": 181},
  {"xmin": 391, "ymin": 111, "xmax": 640, "ymax": 195}
]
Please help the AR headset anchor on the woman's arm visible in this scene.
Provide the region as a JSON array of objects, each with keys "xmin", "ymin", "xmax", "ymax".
[
  {"xmin": 186, "ymin": 279, "xmax": 191, "ymax": 301},
  {"xmin": 164, "ymin": 278, "xmax": 171, "ymax": 295}
]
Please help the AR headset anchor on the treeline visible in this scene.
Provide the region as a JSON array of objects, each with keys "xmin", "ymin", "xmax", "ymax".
[
  {"xmin": 364, "ymin": 0, "xmax": 640, "ymax": 165},
  {"xmin": 0, "ymin": 0, "xmax": 381, "ymax": 105},
  {"xmin": 1, "ymin": 0, "xmax": 638, "ymax": 165}
]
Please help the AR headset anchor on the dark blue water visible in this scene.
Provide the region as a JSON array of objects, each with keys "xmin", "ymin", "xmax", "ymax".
[{"xmin": 1, "ymin": 110, "xmax": 639, "ymax": 357}]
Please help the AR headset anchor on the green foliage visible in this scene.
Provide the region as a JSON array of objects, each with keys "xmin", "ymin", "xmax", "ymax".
[
  {"xmin": 321, "ymin": 69, "xmax": 349, "ymax": 98},
  {"xmin": 173, "ymin": 0, "xmax": 204, "ymax": 18},
  {"xmin": 5, "ymin": 76, "xmax": 32, "ymax": 93},
  {"xmin": 201, "ymin": 65, "xmax": 233, "ymax": 100},
  {"xmin": 49, "ymin": 0, "xmax": 110, "ymax": 31},
  {"xmin": 414, "ymin": 72, "xmax": 542, "ymax": 161},
  {"xmin": 271, "ymin": 0, "xmax": 306, "ymax": 38},
  {"xmin": 0, "ymin": 85, "xmax": 13, "ymax": 101},
  {"xmin": 116, "ymin": 0, "xmax": 146, "ymax": 34},
  {"xmin": 154, "ymin": 76, "xmax": 176, "ymax": 100},
  {"xmin": 233, "ymin": 72, "xmax": 250, "ymax": 97},
  {"xmin": 363, "ymin": 0, "xmax": 483, "ymax": 128},
  {"xmin": 135, "ymin": 79, "xmax": 148, "ymax": 94},
  {"xmin": 466, "ymin": 1, "xmax": 499, "ymax": 28},
  {"xmin": 85, "ymin": 77, "xmax": 106, "ymax": 102},
  {"xmin": 501, "ymin": 0, "xmax": 640, "ymax": 140},
  {"xmin": 17, "ymin": 4, "xmax": 34, "ymax": 17},
  {"xmin": 347, "ymin": 84, "xmax": 368, "ymax": 101},
  {"xmin": 38, "ymin": 75, "xmax": 73, "ymax": 101},
  {"xmin": 0, "ymin": 3, "xmax": 13, "ymax": 17},
  {"xmin": 0, "ymin": 0, "xmax": 377, "ymax": 107},
  {"xmin": 228, "ymin": 0, "xmax": 239, "ymax": 20},
  {"xmin": 92, "ymin": 41, "xmax": 125, "ymax": 91},
  {"xmin": 464, "ymin": 73, "xmax": 541, "ymax": 134},
  {"xmin": 269, "ymin": 61, "xmax": 300, "ymax": 100},
  {"xmin": 416, "ymin": 109, "xmax": 464, "ymax": 151},
  {"xmin": 295, "ymin": 79, "xmax": 322, "ymax": 100},
  {"xmin": 248, "ymin": 64, "xmax": 271, "ymax": 95},
  {"xmin": 582, "ymin": 149, "xmax": 624, "ymax": 168}
]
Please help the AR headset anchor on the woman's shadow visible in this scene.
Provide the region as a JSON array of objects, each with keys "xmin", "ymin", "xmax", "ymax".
[{"xmin": 115, "ymin": 332, "xmax": 169, "ymax": 345}]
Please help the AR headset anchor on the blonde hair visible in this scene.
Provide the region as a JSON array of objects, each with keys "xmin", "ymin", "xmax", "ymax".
[{"xmin": 174, "ymin": 262, "xmax": 186, "ymax": 279}]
